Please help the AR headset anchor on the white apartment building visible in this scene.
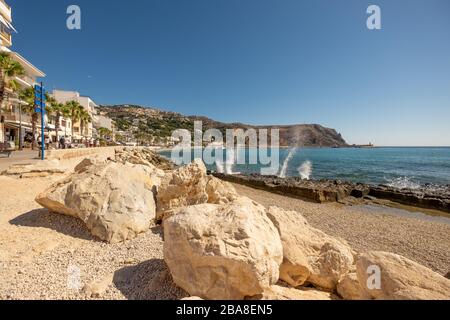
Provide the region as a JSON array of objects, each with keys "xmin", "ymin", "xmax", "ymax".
[
  {"xmin": 0, "ymin": 0, "xmax": 46, "ymax": 145},
  {"xmin": 92, "ymin": 111, "xmax": 116, "ymax": 142},
  {"xmin": 52, "ymin": 90, "xmax": 96, "ymax": 142}
]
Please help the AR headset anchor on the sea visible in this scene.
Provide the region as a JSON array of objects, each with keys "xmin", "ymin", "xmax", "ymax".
[{"xmin": 160, "ymin": 147, "xmax": 450, "ymax": 188}]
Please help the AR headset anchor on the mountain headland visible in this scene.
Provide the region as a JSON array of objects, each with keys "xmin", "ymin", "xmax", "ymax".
[{"xmin": 98, "ymin": 105, "xmax": 348, "ymax": 147}]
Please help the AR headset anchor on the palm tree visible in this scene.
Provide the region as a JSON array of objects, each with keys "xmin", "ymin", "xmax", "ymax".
[
  {"xmin": 0, "ymin": 52, "xmax": 25, "ymax": 142},
  {"xmin": 18, "ymin": 87, "xmax": 38, "ymax": 149},
  {"xmin": 98, "ymin": 127, "xmax": 112, "ymax": 139},
  {"xmin": 98, "ymin": 127, "xmax": 112, "ymax": 146},
  {"xmin": 79, "ymin": 108, "xmax": 91, "ymax": 140},
  {"xmin": 66, "ymin": 100, "xmax": 83, "ymax": 139},
  {"xmin": 19, "ymin": 88, "xmax": 55, "ymax": 150},
  {"xmin": 48, "ymin": 99, "xmax": 70, "ymax": 148}
]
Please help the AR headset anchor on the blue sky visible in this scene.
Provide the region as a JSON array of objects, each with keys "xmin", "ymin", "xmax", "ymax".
[{"xmin": 8, "ymin": 0, "xmax": 450, "ymax": 146}]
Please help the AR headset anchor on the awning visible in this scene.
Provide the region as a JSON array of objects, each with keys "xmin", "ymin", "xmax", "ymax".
[
  {"xmin": 6, "ymin": 21, "xmax": 17, "ymax": 33},
  {"xmin": 4, "ymin": 122, "xmax": 33, "ymax": 131},
  {"xmin": 0, "ymin": 15, "xmax": 17, "ymax": 33}
]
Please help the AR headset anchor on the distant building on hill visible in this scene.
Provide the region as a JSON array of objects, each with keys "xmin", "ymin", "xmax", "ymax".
[{"xmin": 92, "ymin": 109, "xmax": 116, "ymax": 143}]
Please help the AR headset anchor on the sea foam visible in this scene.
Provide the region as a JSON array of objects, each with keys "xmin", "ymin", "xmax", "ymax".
[{"xmin": 298, "ymin": 160, "xmax": 313, "ymax": 180}]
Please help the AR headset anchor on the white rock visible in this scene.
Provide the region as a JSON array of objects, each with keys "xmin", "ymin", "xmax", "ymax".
[
  {"xmin": 337, "ymin": 272, "xmax": 370, "ymax": 300},
  {"xmin": 354, "ymin": 251, "xmax": 450, "ymax": 300},
  {"xmin": 82, "ymin": 273, "xmax": 114, "ymax": 298},
  {"xmin": 156, "ymin": 160, "xmax": 239, "ymax": 221},
  {"xmin": 35, "ymin": 162, "xmax": 157, "ymax": 243},
  {"xmin": 266, "ymin": 206, "xmax": 355, "ymax": 291},
  {"xmin": 205, "ymin": 176, "xmax": 238, "ymax": 204},
  {"xmin": 156, "ymin": 159, "xmax": 209, "ymax": 221},
  {"xmin": 164, "ymin": 197, "xmax": 283, "ymax": 300}
]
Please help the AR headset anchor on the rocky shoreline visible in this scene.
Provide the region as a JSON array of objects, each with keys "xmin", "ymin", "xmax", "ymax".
[
  {"xmin": 1, "ymin": 148, "xmax": 449, "ymax": 300},
  {"xmin": 211, "ymin": 173, "xmax": 450, "ymax": 214}
]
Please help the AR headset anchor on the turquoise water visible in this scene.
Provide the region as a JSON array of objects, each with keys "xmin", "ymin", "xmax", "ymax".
[{"xmin": 160, "ymin": 147, "xmax": 450, "ymax": 187}]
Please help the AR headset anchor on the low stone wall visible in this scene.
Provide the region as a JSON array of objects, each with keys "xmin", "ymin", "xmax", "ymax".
[
  {"xmin": 213, "ymin": 173, "xmax": 450, "ymax": 213},
  {"xmin": 45, "ymin": 146, "xmax": 163, "ymax": 162},
  {"xmin": 369, "ymin": 187, "xmax": 450, "ymax": 213},
  {"xmin": 45, "ymin": 147, "xmax": 119, "ymax": 161},
  {"xmin": 212, "ymin": 173, "xmax": 365, "ymax": 203}
]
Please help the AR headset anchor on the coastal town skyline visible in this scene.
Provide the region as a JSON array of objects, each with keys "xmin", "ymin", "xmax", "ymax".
[{"xmin": 7, "ymin": 0, "xmax": 450, "ymax": 146}]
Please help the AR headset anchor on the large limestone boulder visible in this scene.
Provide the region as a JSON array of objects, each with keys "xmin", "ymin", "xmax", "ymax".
[
  {"xmin": 114, "ymin": 147, "xmax": 174, "ymax": 171},
  {"xmin": 352, "ymin": 251, "xmax": 450, "ymax": 300},
  {"xmin": 35, "ymin": 162, "xmax": 157, "ymax": 243},
  {"xmin": 74, "ymin": 156, "xmax": 108, "ymax": 173},
  {"xmin": 337, "ymin": 272, "xmax": 370, "ymax": 300},
  {"xmin": 164, "ymin": 197, "xmax": 283, "ymax": 300},
  {"xmin": 205, "ymin": 176, "xmax": 238, "ymax": 204},
  {"xmin": 156, "ymin": 159, "xmax": 209, "ymax": 221},
  {"xmin": 156, "ymin": 159, "xmax": 238, "ymax": 221},
  {"xmin": 266, "ymin": 206, "xmax": 354, "ymax": 291},
  {"xmin": 75, "ymin": 156, "xmax": 165, "ymax": 187}
]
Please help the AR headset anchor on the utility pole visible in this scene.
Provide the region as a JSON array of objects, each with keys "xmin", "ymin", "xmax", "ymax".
[{"xmin": 34, "ymin": 83, "xmax": 46, "ymax": 160}]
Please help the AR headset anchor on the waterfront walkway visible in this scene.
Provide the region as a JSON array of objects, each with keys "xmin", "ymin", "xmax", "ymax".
[{"xmin": 0, "ymin": 149, "xmax": 39, "ymax": 172}]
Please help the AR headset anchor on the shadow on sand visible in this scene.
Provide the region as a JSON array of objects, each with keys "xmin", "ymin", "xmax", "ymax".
[
  {"xmin": 9, "ymin": 208, "xmax": 97, "ymax": 241},
  {"xmin": 113, "ymin": 259, "xmax": 187, "ymax": 300}
]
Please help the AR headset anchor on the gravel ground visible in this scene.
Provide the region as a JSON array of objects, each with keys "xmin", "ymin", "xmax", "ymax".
[
  {"xmin": 0, "ymin": 173, "xmax": 448, "ymax": 300},
  {"xmin": 233, "ymin": 183, "xmax": 450, "ymax": 276},
  {"xmin": 0, "ymin": 175, "xmax": 187, "ymax": 300}
]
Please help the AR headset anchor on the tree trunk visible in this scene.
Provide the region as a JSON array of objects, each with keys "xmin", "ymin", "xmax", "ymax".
[
  {"xmin": 31, "ymin": 112, "xmax": 37, "ymax": 150},
  {"xmin": 0, "ymin": 72, "xmax": 6, "ymax": 143},
  {"xmin": 80, "ymin": 121, "xmax": 86, "ymax": 147},
  {"xmin": 55, "ymin": 112, "xmax": 61, "ymax": 149},
  {"xmin": 71, "ymin": 118, "xmax": 74, "ymax": 139}
]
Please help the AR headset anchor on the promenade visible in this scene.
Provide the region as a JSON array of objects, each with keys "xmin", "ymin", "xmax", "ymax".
[{"xmin": 0, "ymin": 150, "xmax": 39, "ymax": 172}]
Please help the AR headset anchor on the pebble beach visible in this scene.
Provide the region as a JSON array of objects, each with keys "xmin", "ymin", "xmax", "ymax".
[{"xmin": 0, "ymin": 169, "xmax": 449, "ymax": 300}]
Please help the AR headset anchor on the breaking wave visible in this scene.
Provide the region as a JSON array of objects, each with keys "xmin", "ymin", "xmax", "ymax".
[
  {"xmin": 215, "ymin": 148, "xmax": 239, "ymax": 175},
  {"xmin": 298, "ymin": 160, "xmax": 313, "ymax": 180},
  {"xmin": 279, "ymin": 148, "xmax": 296, "ymax": 178},
  {"xmin": 385, "ymin": 177, "xmax": 421, "ymax": 190}
]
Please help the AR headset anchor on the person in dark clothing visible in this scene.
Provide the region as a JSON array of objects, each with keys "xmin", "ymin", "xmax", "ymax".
[{"xmin": 59, "ymin": 136, "xmax": 66, "ymax": 149}]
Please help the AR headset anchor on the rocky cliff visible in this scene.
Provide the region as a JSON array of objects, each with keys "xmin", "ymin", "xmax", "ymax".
[{"xmin": 99, "ymin": 105, "xmax": 348, "ymax": 147}]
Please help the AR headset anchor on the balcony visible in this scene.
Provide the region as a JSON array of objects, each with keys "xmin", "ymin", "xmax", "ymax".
[
  {"xmin": 0, "ymin": 0, "xmax": 11, "ymax": 22},
  {"xmin": 10, "ymin": 52, "xmax": 46, "ymax": 79},
  {"xmin": 3, "ymin": 109, "xmax": 33, "ymax": 125},
  {"xmin": 0, "ymin": 26, "xmax": 11, "ymax": 47},
  {"xmin": 15, "ymin": 74, "xmax": 36, "ymax": 87}
]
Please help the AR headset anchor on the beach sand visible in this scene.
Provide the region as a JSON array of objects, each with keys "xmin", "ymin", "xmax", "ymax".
[
  {"xmin": 0, "ymin": 175, "xmax": 186, "ymax": 300},
  {"xmin": 0, "ymin": 174, "xmax": 448, "ymax": 300},
  {"xmin": 233, "ymin": 183, "xmax": 450, "ymax": 276}
]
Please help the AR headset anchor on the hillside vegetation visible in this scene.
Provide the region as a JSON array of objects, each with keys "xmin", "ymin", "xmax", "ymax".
[{"xmin": 99, "ymin": 105, "xmax": 348, "ymax": 147}]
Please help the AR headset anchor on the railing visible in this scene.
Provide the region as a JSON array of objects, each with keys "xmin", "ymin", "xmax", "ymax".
[
  {"xmin": 0, "ymin": 29, "xmax": 11, "ymax": 45},
  {"xmin": 16, "ymin": 74, "xmax": 36, "ymax": 87},
  {"xmin": 0, "ymin": 0, "xmax": 11, "ymax": 10},
  {"xmin": 3, "ymin": 110, "xmax": 33, "ymax": 124},
  {"xmin": 0, "ymin": 1, "xmax": 11, "ymax": 21}
]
